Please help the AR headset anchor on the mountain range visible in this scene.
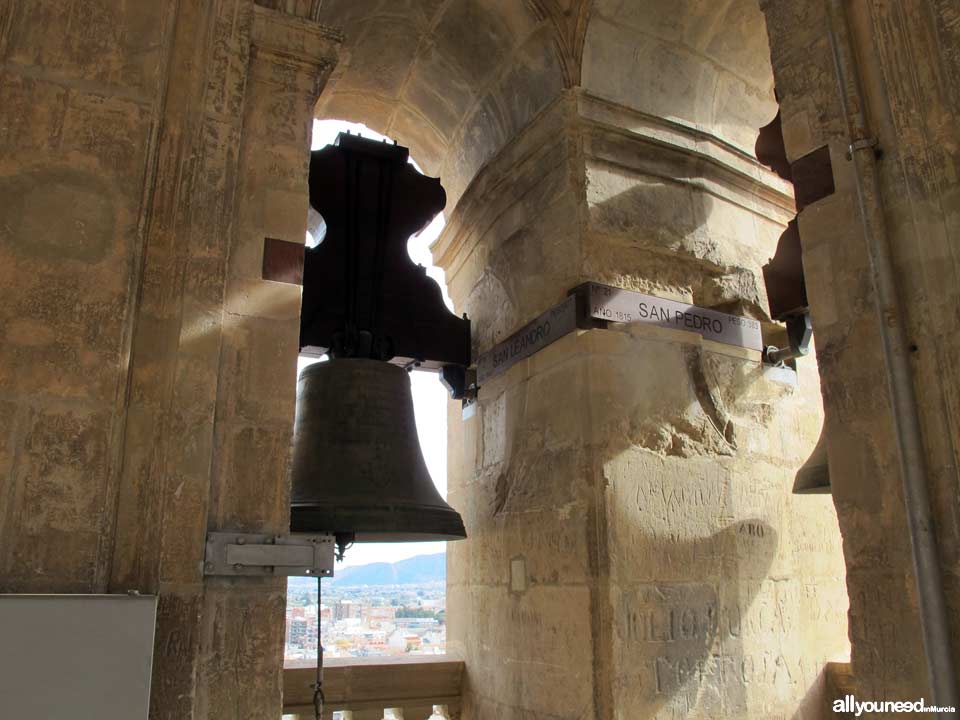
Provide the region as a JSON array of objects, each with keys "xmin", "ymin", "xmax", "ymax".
[{"xmin": 289, "ymin": 552, "xmax": 446, "ymax": 589}]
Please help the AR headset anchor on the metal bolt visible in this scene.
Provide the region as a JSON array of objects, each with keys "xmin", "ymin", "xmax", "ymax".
[
  {"xmin": 233, "ymin": 563, "xmax": 243, "ymax": 571},
  {"xmin": 236, "ymin": 537, "xmax": 246, "ymax": 545},
  {"xmin": 204, "ymin": 562, "xmax": 213, "ymax": 572}
]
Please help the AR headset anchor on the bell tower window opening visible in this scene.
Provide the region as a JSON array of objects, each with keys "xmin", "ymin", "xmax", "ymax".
[{"xmin": 284, "ymin": 119, "xmax": 453, "ymax": 663}]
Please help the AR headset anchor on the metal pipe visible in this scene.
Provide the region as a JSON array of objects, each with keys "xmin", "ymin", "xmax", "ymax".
[{"xmin": 826, "ymin": 0, "xmax": 959, "ymax": 711}]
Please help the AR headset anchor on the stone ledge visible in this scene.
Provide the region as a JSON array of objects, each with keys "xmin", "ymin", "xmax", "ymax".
[
  {"xmin": 577, "ymin": 90, "xmax": 793, "ymax": 194},
  {"xmin": 283, "ymin": 656, "xmax": 463, "ymax": 717}
]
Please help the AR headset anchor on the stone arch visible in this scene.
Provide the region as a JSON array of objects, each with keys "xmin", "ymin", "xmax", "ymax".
[{"xmin": 313, "ymin": 0, "xmax": 567, "ymax": 206}]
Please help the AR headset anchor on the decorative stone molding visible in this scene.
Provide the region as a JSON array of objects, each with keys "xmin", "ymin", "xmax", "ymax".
[
  {"xmin": 251, "ymin": 4, "xmax": 342, "ymax": 90},
  {"xmin": 435, "ymin": 89, "xmax": 795, "ymax": 290},
  {"xmin": 577, "ymin": 91, "xmax": 795, "ymax": 221}
]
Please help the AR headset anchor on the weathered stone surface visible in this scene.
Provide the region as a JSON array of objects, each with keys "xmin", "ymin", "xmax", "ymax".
[
  {"xmin": 0, "ymin": 404, "xmax": 113, "ymax": 591},
  {"xmin": 4, "ymin": 0, "xmax": 167, "ymax": 96},
  {"xmin": 582, "ymin": 0, "xmax": 777, "ymax": 155},
  {"xmin": 0, "ymin": 1, "xmax": 339, "ymax": 718},
  {"xmin": 196, "ymin": 580, "xmax": 288, "ymax": 720},
  {"xmin": 0, "ymin": 0, "xmax": 157, "ymax": 596}
]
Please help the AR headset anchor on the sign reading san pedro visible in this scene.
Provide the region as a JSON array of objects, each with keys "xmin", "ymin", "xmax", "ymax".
[{"xmin": 584, "ymin": 282, "xmax": 763, "ymax": 352}]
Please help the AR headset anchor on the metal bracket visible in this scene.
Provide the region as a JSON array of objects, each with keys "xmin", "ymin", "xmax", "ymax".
[
  {"xmin": 203, "ymin": 532, "xmax": 335, "ymax": 577},
  {"xmin": 441, "ymin": 364, "xmax": 477, "ymax": 403},
  {"xmin": 765, "ymin": 312, "xmax": 813, "ymax": 365}
]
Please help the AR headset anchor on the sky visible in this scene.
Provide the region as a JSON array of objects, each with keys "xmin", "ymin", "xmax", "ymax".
[{"xmin": 301, "ymin": 119, "xmax": 452, "ymax": 570}]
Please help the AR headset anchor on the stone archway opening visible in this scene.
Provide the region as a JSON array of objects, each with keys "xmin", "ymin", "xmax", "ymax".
[{"xmin": 284, "ymin": 118, "xmax": 454, "ymax": 664}]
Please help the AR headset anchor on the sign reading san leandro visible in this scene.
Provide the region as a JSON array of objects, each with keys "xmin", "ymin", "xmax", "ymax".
[
  {"xmin": 476, "ymin": 295, "xmax": 578, "ymax": 383},
  {"xmin": 584, "ymin": 282, "xmax": 763, "ymax": 351}
]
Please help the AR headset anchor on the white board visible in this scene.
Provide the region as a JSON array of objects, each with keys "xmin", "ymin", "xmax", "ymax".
[{"xmin": 0, "ymin": 594, "xmax": 157, "ymax": 719}]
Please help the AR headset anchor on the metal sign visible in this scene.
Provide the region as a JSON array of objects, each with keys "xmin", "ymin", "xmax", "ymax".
[
  {"xmin": 582, "ymin": 282, "xmax": 763, "ymax": 351},
  {"xmin": 476, "ymin": 295, "xmax": 578, "ymax": 383}
]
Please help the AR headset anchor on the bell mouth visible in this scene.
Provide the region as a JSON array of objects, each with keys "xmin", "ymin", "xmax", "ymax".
[{"xmin": 290, "ymin": 503, "xmax": 467, "ymax": 542}]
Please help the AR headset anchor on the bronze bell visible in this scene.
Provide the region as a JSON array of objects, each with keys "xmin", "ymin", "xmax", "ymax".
[
  {"xmin": 289, "ymin": 358, "xmax": 467, "ymax": 542},
  {"xmin": 793, "ymin": 428, "xmax": 830, "ymax": 494}
]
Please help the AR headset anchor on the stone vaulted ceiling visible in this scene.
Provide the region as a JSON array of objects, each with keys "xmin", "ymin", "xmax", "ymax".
[{"xmin": 314, "ymin": 0, "xmax": 776, "ymax": 208}]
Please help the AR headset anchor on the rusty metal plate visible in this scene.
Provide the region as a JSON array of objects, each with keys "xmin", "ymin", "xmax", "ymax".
[{"xmin": 262, "ymin": 237, "xmax": 305, "ymax": 285}]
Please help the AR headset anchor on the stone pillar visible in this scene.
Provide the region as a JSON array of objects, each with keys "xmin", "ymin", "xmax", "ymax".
[
  {"xmin": 761, "ymin": 0, "xmax": 960, "ymax": 704},
  {"xmin": 435, "ymin": 91, "xmax": 850, "ymax": 719},
  {"xmin": 197, "ymin": 7, "xmax": 340, "ymax": 718},
  {"xmin": 0, "ymin": 1, "xmax": 339, "ymax": 717}
]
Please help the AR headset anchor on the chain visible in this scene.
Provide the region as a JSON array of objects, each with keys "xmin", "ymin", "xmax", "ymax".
[{"xmin": 313, "ymin": 575, "xmax": 324, "ymax": 720}]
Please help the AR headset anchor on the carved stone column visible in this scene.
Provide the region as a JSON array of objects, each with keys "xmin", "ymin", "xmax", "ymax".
[
  {"xmin": 101, "ymin": 3, "xmax": 340, "ymax": 718},
  {"xmin": 196, "ymin": 7, "xmax": 340, "ymax": 717},
  {"xmin": 435, "ymin": 90, "xmax": 850, "ymax": 719}
]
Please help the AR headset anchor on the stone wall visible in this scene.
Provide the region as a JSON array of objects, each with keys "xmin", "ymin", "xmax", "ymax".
[
  {"xmin": 762, "ymin": 0, "xmax": 960, "ymax": 706},
  {"xmin": 435, "ymin": 90, "xmax": 849, "ymax": 720},
  {"xmin": 0, "ymin": 0, "xmax": 172, "ymax": 595},
  {"xmin": 0, "ymin": 2, "xmax": 339, "ymax": 717}
]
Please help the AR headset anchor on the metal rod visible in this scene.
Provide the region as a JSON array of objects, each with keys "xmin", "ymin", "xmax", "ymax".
[
  {"xmin": 313, "ymin": 575, "xmax": 324, "ymax": 720},
  {"xmin": 826, "ymin": 0, "xmax": 959, "ymax": 710}
]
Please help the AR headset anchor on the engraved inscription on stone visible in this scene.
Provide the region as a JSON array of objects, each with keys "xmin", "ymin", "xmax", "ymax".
[
  {"xmin": 618, "ymin": 583, "xmax": 721, "ymax": 702},
  {"xmin": 476, "ymin": 295, "xmax": 578, "ymax": 383},
  {"xmin": 585, "ymin": 282, "xmax": 763, "ymax": 351},
  {"xmin": 619, "ymin": 583, "xmax": 719, "ymax": 646}
]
